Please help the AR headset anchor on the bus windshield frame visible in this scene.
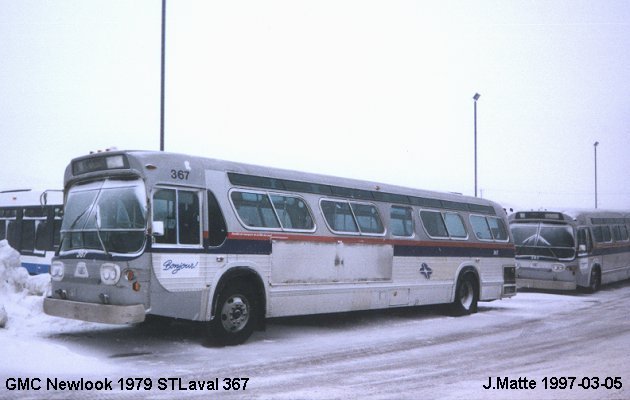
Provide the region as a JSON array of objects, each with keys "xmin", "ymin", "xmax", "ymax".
[
  {"xmin": 511, "ymin": 222, "xmax": 576, "ymax": 261},
  {"xmin": 60, "ymin": 178, "xmax": 148, "ymax": 257}
]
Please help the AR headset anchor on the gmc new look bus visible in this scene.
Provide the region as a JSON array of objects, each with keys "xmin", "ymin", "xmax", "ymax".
[
  {"xmin": 44, "ymin": 150, "xmax": 516, "ymax": 345},
  {"xmin": 509, "ymin": 210, "xmax": 630, "ymax": 292},
  {"xmin": 0, "ymin": 189, "xmax": 63, "ymax": 274}
]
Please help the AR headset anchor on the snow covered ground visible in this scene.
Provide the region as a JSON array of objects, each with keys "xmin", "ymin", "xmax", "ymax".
[{"xmin": 1, "ymin": 241, "xmax": 629, "ymax": 399}]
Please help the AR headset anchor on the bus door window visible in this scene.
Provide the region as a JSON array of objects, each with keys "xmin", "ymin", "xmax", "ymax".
[
  {"xmin": 178, "ymin": 191, "xmax": 200, "ymax": 245},
  {"xmin": 153, "ymin": 188, "xmax": 201, "ymax": 246},
  {"xmin": 577, "ymin": 228, "xmax": 592, "ymax": 254}
]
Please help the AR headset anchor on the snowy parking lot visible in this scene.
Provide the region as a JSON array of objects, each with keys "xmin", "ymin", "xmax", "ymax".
[{"xmin": 1, "ymin": 251, "xmax": 629, "ymax": 399}]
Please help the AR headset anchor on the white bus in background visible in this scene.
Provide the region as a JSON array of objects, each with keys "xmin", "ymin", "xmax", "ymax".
[
  {"xmin": 0, "ymin": 189, "xmax": 64, "ymax": 274},
  {"xmin": 509, "ymin": 210, "xmax": 630, "ymax": 292},
  {"xmin": 44, "ymin": 150, "xmax": 516, "ymax": 345}
]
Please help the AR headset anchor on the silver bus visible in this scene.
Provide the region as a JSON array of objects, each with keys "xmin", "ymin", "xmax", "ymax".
[
  {"xmin": 509, "ymin": 210, "xmax": 630, "ymax": 292},
  {"xmin": 44, "ymin": 150, "xmax": 516, "ymax": 345}
]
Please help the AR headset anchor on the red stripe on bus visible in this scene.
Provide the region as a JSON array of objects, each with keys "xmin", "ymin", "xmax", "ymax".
[{"xmin": 227, "ymin": 231, "xmax": 514, "ymax": 250}]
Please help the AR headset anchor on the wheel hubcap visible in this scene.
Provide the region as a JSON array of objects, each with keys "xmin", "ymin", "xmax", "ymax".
[{"xmin": 220, "ymin": 295, "xmax": 250, "ymax": 333}]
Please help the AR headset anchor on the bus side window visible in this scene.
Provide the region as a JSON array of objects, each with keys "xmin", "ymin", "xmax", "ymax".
[
  {"xmin": 207, "ymin": 191, "xmax": 227, "ymax": 247},
  {"xmin": 390, "ymin": 206, "xmax": 413, "ymax": 237},
  {"xmin": 0, "ymin": 219, "xmax": 6, "ymax": 240},
  {"xmin": 35, "ymin": 220, "xmax": 53, "ymax": 252},
  {"xmin": 7, "ymin": 219, "xmax": 20, "ymax": 249}
]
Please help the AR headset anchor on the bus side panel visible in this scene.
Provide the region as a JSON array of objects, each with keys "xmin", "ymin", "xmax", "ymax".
[
  {"xmin": 151, "ymin": 252, "xmax": 226, "ymax": 292},
  {"xmin": 477, "ymin": 258, "xmax": 509, "ymax": 301},
  {"xmin": 149, "ymin": 252, "xmax": 225, "ymax": 321},
  {"xmin": 392, "ymin": 255, "xmax": 457, "ymax": 305},
  {"xmin": 601, "ymin": 247, "xmax": 630, "ymax": 284},
  {"xmin": 270, "ymin": 240, "xmax": 393, "ymax": 284}
]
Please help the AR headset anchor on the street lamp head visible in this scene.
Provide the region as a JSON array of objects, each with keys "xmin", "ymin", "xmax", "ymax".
[
  {"xmin": 594, "ymin": 141, "xmax": 599, "ymax": 147},
  {"xmin": 473, "ymin": 93, "xmax": 481, "ymax": 101}
]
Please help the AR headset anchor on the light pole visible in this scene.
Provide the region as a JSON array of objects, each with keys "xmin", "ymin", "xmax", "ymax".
[
  {"xmin": 473, "ymin": 93, "xmax": 481, "ymax": 197},
  {"xmin": 594, "ymin": 141, "xmax": 599, "ymax": 208},
  {"xmin": 160, "ymin": 0, "xmax": 166, "ymax": 151}
]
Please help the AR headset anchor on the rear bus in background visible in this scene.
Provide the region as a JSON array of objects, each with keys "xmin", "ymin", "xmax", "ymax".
[
  {"xmin": 44, "ymin": 150, "xmax": 516, "ymax": 345},
  {"xmin": 509, "ymin": 210, "xmax": 630, "ymax": 292},
  {"xmin": 0, "ymin": 189, "xmax": 63, "ymax": 274}
]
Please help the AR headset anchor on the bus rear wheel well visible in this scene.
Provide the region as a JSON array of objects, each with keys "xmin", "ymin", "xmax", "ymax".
[{"xmin": 451, "ymin": 267, "xmax": 479, "ymax": 315}]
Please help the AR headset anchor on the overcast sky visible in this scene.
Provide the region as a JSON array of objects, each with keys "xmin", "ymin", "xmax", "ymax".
[{"xmin": 1, "ymin": 1, "xmax": 629, "ymax": 211}]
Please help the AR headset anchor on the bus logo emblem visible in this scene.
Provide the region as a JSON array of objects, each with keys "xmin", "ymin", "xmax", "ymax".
[
  {"xmin": 74, "ymin": 262, "xmax": 89, "ymax": 278},
  {"xmin": 419, "ymin": 263, "xmax": 432, "ymax": 279}
]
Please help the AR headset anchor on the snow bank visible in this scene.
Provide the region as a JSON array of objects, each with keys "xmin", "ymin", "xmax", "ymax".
[
  {"xmin": 0, "ymin": 240, "xmax": 51, "ymax": 329},
  {"xmin": 0, "ymin": 240, "xmax": 120, "ymax": 375}
]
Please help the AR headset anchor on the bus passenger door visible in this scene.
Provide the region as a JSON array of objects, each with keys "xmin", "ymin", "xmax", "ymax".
[
  {"xmin": 151, "ymin": 188, "xmax": 208, "ymax": 293},
  {"xmin": 577, "ymin": 227, "xmax": 593, "ymax": 281}
]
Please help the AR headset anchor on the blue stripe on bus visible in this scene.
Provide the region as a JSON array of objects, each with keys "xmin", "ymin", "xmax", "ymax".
[
  {"xmin": 590, "ymin": 244, "xmax": 630, "ymax": 257},
  {"xmin": 60, "ymin": 238, "xmax": 513, "ymax": 259},
  {"xmin": 21, "ymin": 262, "xmax": 50, "ymax": 275},
  {"xmin": 393, "ymin": 244, "xmax": 515, "ymax": 258},
  {"xmin": 150, "ymin": 239, "xmax": 273, "ymax": 255},
  {"xmin": 152, "ymin": 239, "xmax": 513, "ymax": 258}
]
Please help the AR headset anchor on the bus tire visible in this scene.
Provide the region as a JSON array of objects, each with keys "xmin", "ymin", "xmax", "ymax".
[
  {"xmin": 451, "ymin": 272, "xmax": 478, "ymax": 316},
  {"xmin": 587, "ymin": 266, "xmax": 601, "ymax": 293},
  {"xmin": 209, "ymin": 282, "xmax": 258, "ymax": 346}
]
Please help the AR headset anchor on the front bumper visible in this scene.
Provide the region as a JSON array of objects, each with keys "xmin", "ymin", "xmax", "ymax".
[
  {"xmin": 517, "ymin": 278, "xmax": 577, "ymax": 291},
  {"xmin": 44, "ymin": 297, "xmax": 146, "ymax": 324}
]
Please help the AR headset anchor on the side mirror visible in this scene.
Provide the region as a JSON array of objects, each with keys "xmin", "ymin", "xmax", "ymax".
[
  {"xmin": 578, "ymin": 244, "xmax": 586, "ymax": 253},
  {"xmin": 152, "ymin": 221, "xmax": 165, "ymax": 237}
]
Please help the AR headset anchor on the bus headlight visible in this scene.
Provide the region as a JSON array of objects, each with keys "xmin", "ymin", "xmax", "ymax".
[
  {"xmin": 50, "ymin": 261, "xmax": 64, "ymax": 281},
  {"xmin": 551, "ymin": 263, "xmax": 566, "ymax": 272},
  {"xmin": 100, "ymin": 263, "xmax": 121, "ymax": 285}
]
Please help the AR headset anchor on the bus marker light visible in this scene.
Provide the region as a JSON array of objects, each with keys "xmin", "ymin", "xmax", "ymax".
[
  {"xmin": 132, "ymin": 282, "xmax": 141, "ymax": 292},
  {"xmin": 125, "ymin": 270, "xmax": 135, "ymax": 281}
]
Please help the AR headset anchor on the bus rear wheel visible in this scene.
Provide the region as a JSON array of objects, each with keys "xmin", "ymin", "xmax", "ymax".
[
  {"xmin": 209, "ymin": 283, "xmax": 258, "ymax": 346},
  {"xmin": 452, "ymin": 272, "xmax": 478, "ymax": 315}
]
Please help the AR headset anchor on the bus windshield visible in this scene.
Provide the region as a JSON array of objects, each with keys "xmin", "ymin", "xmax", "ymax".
[
  {"xmin": 60, "ymin": 179, "xmax": 147, "ymax": 255},
  {"xmin": 511, "ymin": 223, "xmax": 575, "ymax": 260}
]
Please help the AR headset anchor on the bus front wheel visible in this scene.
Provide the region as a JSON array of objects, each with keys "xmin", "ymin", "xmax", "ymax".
[
  {"xmin": 452, "ymin": 272, "xmax": 479, "ymax": 315},
  {"xmin": 209, "ymin": 283, "xmax": 258, "ymax": 346},
  {"xmin": 587, "ymin": 267, "xmax": 601, "ymax": 293}
]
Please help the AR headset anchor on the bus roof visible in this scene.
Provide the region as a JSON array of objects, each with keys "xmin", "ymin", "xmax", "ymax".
[
  {"xmin": 0, "ymin": 189, "xmax": 63, "ymax": 207},
  {"xmin": 65, "ymin": 150, "xmax": 506, "ymax": 215},
  {"xmin": 509, "ymin": 209, "xmax": 630, "ymax": 225}
]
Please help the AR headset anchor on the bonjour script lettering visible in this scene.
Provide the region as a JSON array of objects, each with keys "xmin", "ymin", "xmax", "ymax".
[{"xmin": 162, "ymin": 259, "xmax": 198, "ymax": 274}]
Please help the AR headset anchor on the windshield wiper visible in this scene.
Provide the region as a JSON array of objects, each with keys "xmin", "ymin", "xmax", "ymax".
[
  {"xmin": 68, "ymin": 206, "xmax": 92, "ymax": 230},
  {"xmin": 94, "ymin": 205, "xmax": 110, "ymax": 257}
]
